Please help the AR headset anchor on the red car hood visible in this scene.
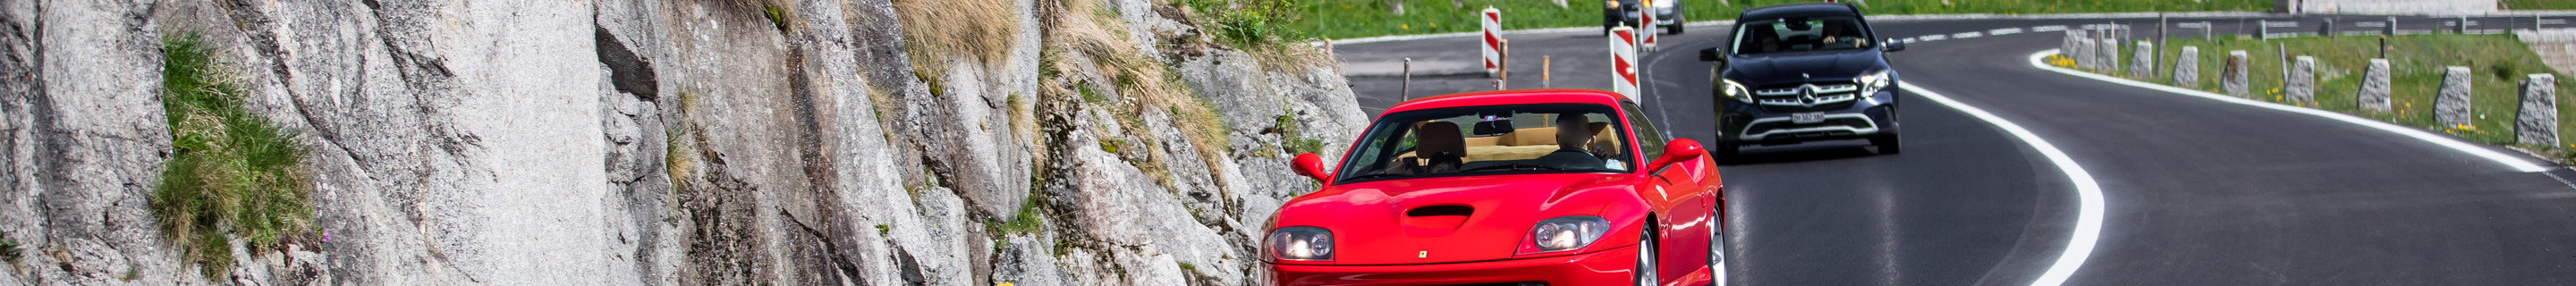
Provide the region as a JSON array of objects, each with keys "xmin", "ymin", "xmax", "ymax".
[{"xmin": 1273, "ymin": 173, "xmax": 1636, "ymax": 265}]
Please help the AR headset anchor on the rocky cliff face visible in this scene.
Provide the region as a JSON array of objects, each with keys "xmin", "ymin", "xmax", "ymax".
[{"xmin": 0, "ymin": 0, "xmax": 1363, "ymax": 284}]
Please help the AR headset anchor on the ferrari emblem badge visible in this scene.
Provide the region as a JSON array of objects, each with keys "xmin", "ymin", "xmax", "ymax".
[{"xmin": 1417, "ymin": 251, "xmax": 1428, "ymax": 258}]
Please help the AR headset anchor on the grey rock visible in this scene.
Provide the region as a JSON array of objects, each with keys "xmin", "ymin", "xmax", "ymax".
[
  {"xmin": 3, "ymin": 0, "xmax": 1356, "ymax": 284},
  {"xmin": 2288, "ymin": 56, "xmax": 2316, "ymax": 104},
  {"xmin": 2438, "ymin": 66, "xmax": 2475, "ymax": 127},
  {"xmin": 2360, "ymin": 59, "xmax": 2394, "ymax": 112},
  {"xmin": 2175, "ymin": 46, "xmax": 2201, "ymax": 88},
  {"xmin": 1, "ymin": 0, "xmax": 207, "ymax": 284},
  {"xmin": 2131, "ymin": 41, "xmax": 2155, "ymax": 77},
  {"xmin": 2224, "ymin": 51, "xmax": 2251, "ymax": 97},
  {"xmin": 989, "ymin": 233, "xmax": 1074, "ymax": 286},
  {"xmin": 2519, "ymin": 73, "xmax": 2560, "ymax": 146},
  {"xmin": 1057, "ymin": 113, "xmax": 1246, "ymax": 285}
]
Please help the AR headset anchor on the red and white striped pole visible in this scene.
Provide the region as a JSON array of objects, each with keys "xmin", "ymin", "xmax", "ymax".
[
  {"xmin": 1640, "ymin": 0, "xmax": 1658, "ymax": 52},
  {"xmin": 1609, "ymin": 26, "xmax": 1640, "ymax": 102},
  {"xmin": 1481, "ymin": 6, "xmax": 1503, "ymax": 78}
]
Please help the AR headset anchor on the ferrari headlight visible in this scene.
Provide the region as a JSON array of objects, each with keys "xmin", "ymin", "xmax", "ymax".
[
  {"xmin": 1266, "ymin": 226, "xmax": 1334, "ymax": 261},
  {"xmin": 1523, "ymin": 215, "xmax": 1611, "ymax": 253},
  {"xmin": 1721, "ymin": 80, "xmax": 1754, "ymax": 103},
  {"xmin": 1856, "ymin": 70, "xmax": 1893, "ymax": 95}
]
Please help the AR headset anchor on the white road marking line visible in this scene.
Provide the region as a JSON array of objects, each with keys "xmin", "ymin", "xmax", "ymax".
[
  {"xmin": 1953, "ymin": 31, "xmax": 1983, "ymax": 38},
  {"xmin": 1919, "ymin": 35, "xmax": 1948, "ymax": 41},
  {"xmin": 2543, "ymin": 171, "xmax": 2576, "ymax": 190},
  {"xmin": 1640, "ymin": 30, "xmax": 1734, "ymax": 140},
  {"xmin": 1990, "ymin": 28, "xmax": 2024, "ymax": 35},
  {"xmin": 2033, "ymin": 25, "xmax": 2068, "ymax": 31},
  {"xmin": 2023, "ymin": 49, "xmax": 2551, "ymax": 172},
  {"xmin": 1898, "ymin": 81, "xmax": 2105, "ymax": 286}
]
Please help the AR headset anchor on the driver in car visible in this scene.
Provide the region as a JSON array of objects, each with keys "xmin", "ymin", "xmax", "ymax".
[
  {"xmin": 1534, "ymin": 113, "xmax": 1624, "ymax": 171},
  {"xmin": 1820, "ymin": 21, "xmax": 1869, "ymax": 48}
]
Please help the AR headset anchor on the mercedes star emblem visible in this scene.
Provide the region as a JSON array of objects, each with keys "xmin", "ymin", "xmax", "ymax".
[{"xmin": 1798, "ymin": 85, "xmax": 1818, "ymax": 107}]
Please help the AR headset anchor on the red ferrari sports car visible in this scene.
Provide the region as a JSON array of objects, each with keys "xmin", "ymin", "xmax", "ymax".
[{"xmin": 1265, "ymin": 89, "xmax": 1725, "ymax": 286}]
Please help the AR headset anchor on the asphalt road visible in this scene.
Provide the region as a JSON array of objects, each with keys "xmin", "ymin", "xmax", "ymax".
[{"xmin": 1334, "ymin": 13, "xmax": 2576, "ymax": 285}]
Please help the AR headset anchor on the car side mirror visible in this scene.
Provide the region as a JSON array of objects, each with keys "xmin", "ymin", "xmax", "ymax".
[
  {"xmin": 1292, "ymin": 153, "xmax": 1334, "ymax": 184},
  {"xmin": 1882, "ymin": 39, "xmax": 1906, "ymax": 52},
  {"xmin": 1648, "ymin": 139, "xmax": 1706, "ymax": 172},
  {"xmin": 1698, "ymin": 47, "xmax": 1725, "ymax": 63}
]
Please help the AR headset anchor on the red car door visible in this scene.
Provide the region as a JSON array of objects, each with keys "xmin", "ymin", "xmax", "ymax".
[{"xmin": 1623, "ymin": 102, "xmax": 1716, "ymax": 284}]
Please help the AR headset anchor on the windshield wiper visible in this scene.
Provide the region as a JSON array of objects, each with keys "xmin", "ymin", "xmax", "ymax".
[
  {"xmin": 1342, "ymin": 173, "xmax": 1416, "ymax": 181},
  {"xmin": 1457, "ymin": 164, "xmax": 1563, "ymax": 172}
]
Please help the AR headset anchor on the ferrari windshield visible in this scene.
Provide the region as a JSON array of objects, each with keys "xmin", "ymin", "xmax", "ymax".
[
  {"xmin": 1732, "ymin": 16, "xmax": 1872, "ymax": 55},
  {"xmin": 1335, "ymin": 104, "xmax": 1633, "ymax": 183}
]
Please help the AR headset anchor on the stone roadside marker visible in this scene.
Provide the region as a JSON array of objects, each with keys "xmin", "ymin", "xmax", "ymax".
[
  {"xmin": 2077, "ymin": 38, "xmax": 2097, "ymax": 70},
  {"xmin": 2436, "ymin": 66, "xmax": 2473, "ymax": 127},
  {"xmin": 2288, "ymin": 56, "xmax": 2315, "ymax": 104},
  {"xmin": 2063, "ymin": 29, "xmax": 2083, "ymax": 61},
  {"xmin": 2224, "ymin": 51, "xmax": 2250, "ymax": 97},
  {"xmin": 2518, "ymin": 73, "xmax": 2560, "ymax": 146},
  {"xmin": 2359, "ymin": 58, "xmax": 2392, "ymax": 112},
  {"xmin": 2099, "ymin": 37, "xmax": 2121, "ymax": 72},
  {"xmin": 2176, "ymin": 46, "xmax": 2200, "ymax": 88},
  {"xmin": 2131, "ymin": 41, "xmax": 2154, "ymax": 77}
]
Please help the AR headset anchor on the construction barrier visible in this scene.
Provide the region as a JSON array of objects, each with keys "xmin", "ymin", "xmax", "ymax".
[
  {"xmin": 1610, "ymin": 26, "xmax": 1640, "ymax": 102},
  {"xmin": 1482, "ymin": 6, "xmax": 1503, "ymax": 78},
  {"xmin": 1640, "ymin": 0, "xmax": 1657, "ymax": 52}
]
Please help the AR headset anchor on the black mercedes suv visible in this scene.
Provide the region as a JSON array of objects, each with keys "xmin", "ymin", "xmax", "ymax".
[{"xmin": 1698, "ymin": 3, "xmax": 1902, "ymax": 162}]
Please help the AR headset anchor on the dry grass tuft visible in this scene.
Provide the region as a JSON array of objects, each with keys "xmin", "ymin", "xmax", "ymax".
[
  {"xmin": 895, "ymin": 0, "xmax": 1021, "ymax": 75},
  {"xmin": 1046, "ymin": 0, "xmax": 1234, "ymax": 184}
]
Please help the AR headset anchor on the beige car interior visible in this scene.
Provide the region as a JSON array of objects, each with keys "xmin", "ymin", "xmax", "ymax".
[{"xmin": 1396, "ymin": 115, "xmax": 1623, "ymax": 168}]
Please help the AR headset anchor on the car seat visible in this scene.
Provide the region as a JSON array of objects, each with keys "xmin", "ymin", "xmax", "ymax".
[{"xmin": 1416, "ymin": 122, "xmax": 1466, "ymax": 173}]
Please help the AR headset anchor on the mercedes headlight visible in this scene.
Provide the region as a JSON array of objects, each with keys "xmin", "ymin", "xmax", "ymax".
[
  {"xmin": 1520, "ymin": 215, "xmax": 1612, "ymax": 254},
  {"xmin": 1856, "ymin": 70, "xmax": 1893, "ymax": 96},
  {"xmin": 1266, "ymin": 226, "xmax": 1334, "ymax": 261},
  {"xmin": 1721, "ymin": 80, "xmax": 1754, "ymax": 104}
]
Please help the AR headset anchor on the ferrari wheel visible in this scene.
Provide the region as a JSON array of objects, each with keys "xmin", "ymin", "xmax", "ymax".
[
  {"xmin": 1636, "ymin": 226, "xmax": 1657, "ymax": 286},
  {"xmin": 1711, "ymin": 211, "xmax": 1728, "ymax": 286}
]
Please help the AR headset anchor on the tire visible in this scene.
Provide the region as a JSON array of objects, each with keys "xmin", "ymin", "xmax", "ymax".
[
  {"xmin": 1635, "ymin": 225, "xmax": 1658, "ymax": 286},
  {"xmin": 1710, "ymin": 206, "xmax": 1727, "ymax": 286},
  {"xmin": 1667, "ymin": 22, "xmax": 1684, "ymax": 35},
  {"xmin": 1871, "ymin": 106, "xmax": 1902, "ymax": 155},
  {"xmin": 1713, "ymin": 142, "xmax": 1740, "ymax": 165},
  {"xmin": 1871, "ymin": 132, "xmax": 1902, "ymax": 155}
]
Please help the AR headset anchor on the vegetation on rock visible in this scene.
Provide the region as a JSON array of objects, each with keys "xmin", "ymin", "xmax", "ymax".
[{"xmin": 152, "ymin": 31, "xmax": 313, "ymax": 280}]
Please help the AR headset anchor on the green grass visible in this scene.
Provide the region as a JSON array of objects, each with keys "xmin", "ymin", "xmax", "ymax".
[
  {"xmin": 763, "ymin": 4, "xmax": 792, "ymax": 32},
  {"xmin": 154, "ymin": 31, "xmax": 313, "ymax": 280},
  {"xmin": 987, "ymin": 192, "xmax": 1046, "ymax": 235},
  {"xmin": 1294, "ymin": 0, "xmax": 2267, "ymax": 40},
  {"xmin": 2115, "ymin": 34, "xmax": 2573, "ymax": 160},
  {"xmin": 2502, "ymin": 0, "xmax": 2576, "ymax": 11},
  {"xmin": 1, "ymin": 230, "xmax": 20, "ymax": 263}
]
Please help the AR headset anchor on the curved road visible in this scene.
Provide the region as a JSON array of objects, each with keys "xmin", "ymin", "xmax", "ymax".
[{"xmin": 1335, "ymin": 14, "xmax": 2576, "ymax": 285}]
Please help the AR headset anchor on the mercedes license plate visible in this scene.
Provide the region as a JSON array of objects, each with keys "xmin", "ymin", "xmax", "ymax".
[{"xmin": 1792, "ymin": 113, "xmax": 1826, "ymax": 124}]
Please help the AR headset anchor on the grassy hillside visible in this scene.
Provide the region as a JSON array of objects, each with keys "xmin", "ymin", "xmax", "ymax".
[
  {"xmin": 1293, "ymin": 0, "xmax": 2268, "ymax": 39},
  {"xmin": 2079, "ymin": 34, "xmax": 2574, "ymax": 161}
]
